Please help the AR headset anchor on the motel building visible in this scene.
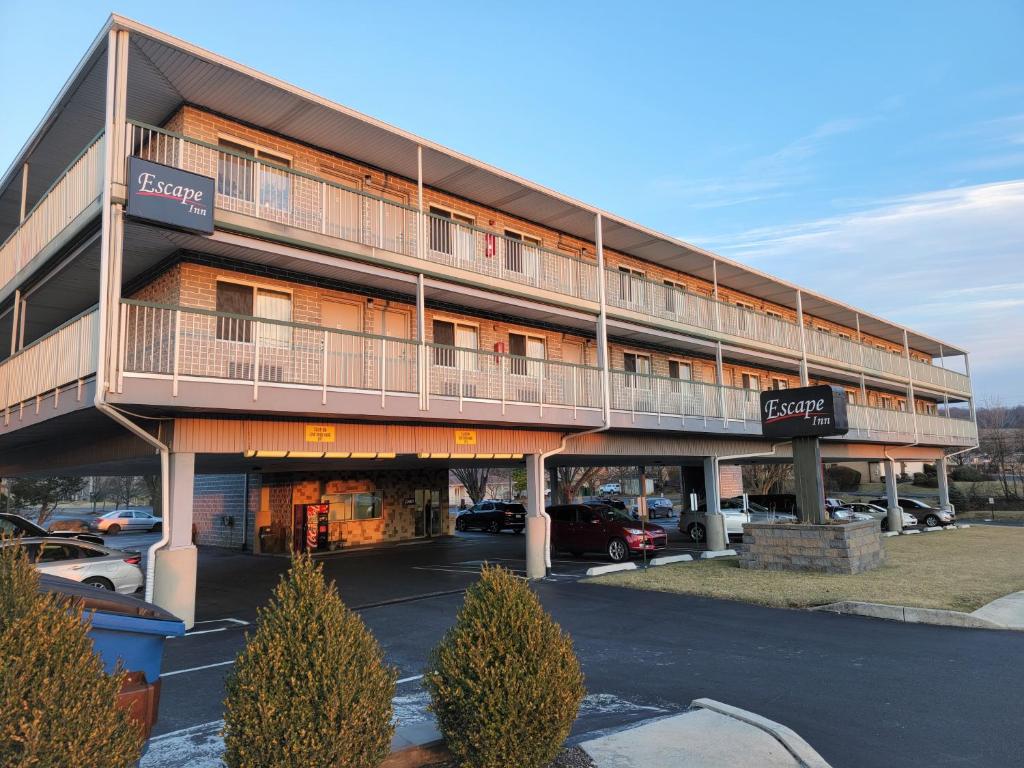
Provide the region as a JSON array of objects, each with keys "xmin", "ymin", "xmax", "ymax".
[{"xmin": 0, "ymin": 16, "xmax": 978, "ymax": 627}]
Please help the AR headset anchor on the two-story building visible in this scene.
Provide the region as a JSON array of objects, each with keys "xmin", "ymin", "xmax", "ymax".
[{"xmin": 0, "ymin": 16, "xmax": 977, "ymax": 625}]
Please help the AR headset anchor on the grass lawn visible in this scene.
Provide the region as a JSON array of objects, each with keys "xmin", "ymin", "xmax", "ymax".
[{"xmin": 588, "ymin": 527, "xmax": 1024, "ymax": 613}]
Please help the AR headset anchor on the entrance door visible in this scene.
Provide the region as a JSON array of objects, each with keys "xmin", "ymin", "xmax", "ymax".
[
  {"xmin": 373, "ymin": 308, "xmax": 413, "ymax": 391},
  {"xmin": 323, "ymin": 300, "xmax": 363, "ymax": 388},
  {"xmin": 415, "ymin": 489, "xmax": 442, "ymax": 537}
]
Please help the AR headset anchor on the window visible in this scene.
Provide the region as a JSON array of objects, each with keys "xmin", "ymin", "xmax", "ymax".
[
  {"xmin": 428, "ymin": 206, "xmax": 474, "ymax": 256},
  {"xmin": 322, "ymin": 491, "xmax": 383, "ymax": 522},
  {"xmin": 36, "ymin": 542, "xmax": 83, "ymax": 563},
  {"xmin": 504, "ymin": 230, "xmax": 540, "ymax": 274},
  {"xmin": 765, "ymin": 310, "xmax": 783, "ymax": 320},
  {"xmin": 216, "ymin": 282, "xmax": 292, "ymax": 345},
  {"xmin": 623, "ymin": 352, "xmax": 651, "ymax": 389},
  {"xmin": 618, "ymin": 266, "xmax": 645, "ymax": 305},
  {"xmin": 216, "ymin": 282, "xmax": 254, "ymax": 341},
  {"xmin": 668, "ymin": 360, "xmax": 692, "ymax": 394},
  {"xmin": 432, "ymin": 319, "xmax": 478, "ymax": 369},
  {"xmin": 216, "ymin": 138, "xmax": 291, "ymax": 211},
  {"xmin": 771, "ymin": 377, "xmax": 789, "ymax": 390},
  {"xmin": 742, "ymin": 373, "xmax": 761, "ymax": 391},
  {"xmin": 509, "ymin": 333, "xmax": 545, "ymax": 376},
  {"xmin": 663, "ymin": 280, "xmax": 686, "ymax": 314}
]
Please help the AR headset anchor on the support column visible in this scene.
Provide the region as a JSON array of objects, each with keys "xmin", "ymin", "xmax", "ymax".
[
  {"xmin": 796, "ymin": 290, "xmax": 809, "ymax": 386},
  {"xmin": 154, "ymin": 452, "xmax": 198, "ymax": 628},
  {"xmin": 792, "ymin": 437, "xmax": 826, "ymax": 524},
  {"xmin": 19, "ymin": 163, "xmax": 29, "ymax": 222},
  {"xmin": 702, "ymin": 457, "xmax": 726, "ymax": 551},
  {"xmin": 883, "ymin": 458, "xmax": 903, "ymax": 533},
  {"xmin": 936, "ymin": 456, "xmax": 952, "ymax": 512},
  {"xmin": 524, "ymin": 453, "xmax": 547, "ymax": 579},
  {"xmin": 9, "ymin": 289, "xmax": 19, "ymax": 354}
]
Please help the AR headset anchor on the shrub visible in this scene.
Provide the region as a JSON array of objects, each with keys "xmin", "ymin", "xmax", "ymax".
[
  {"xmin": 222, "ymin": 555, "xmax": 396, "ymax": 768},
  {"xmin": 0, "ymin": 540, "xmax": 143, "ymax": 768},
  {"xmin": 824, "ymin": 466, "xmax": 861, "ymax": 492},
  {"xmin": 426, "ymin": 564, "xmax": 586, "ymax": 768},
  {"xmin": 912, "ymin": 472, "xmax": 938, "ymax": 488},
  {"xmin": 950, "ymin": 466, "xmax": 987, "ymax": 482}
]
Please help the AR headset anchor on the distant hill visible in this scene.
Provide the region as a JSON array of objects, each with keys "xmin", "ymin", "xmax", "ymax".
[{"xmin": 950, "ymin": 405, "xmax": 1024, "ymax": 429}]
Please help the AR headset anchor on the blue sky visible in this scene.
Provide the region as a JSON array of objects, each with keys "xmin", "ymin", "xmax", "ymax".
[{"xmin": 2, "ymin": 1, "xmax": 1022, "ymax": 404}]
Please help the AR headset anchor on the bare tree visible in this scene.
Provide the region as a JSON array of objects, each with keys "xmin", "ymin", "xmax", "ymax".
[
  {"xmin": 450, "ymin": 468, "xmax": 491, "ymax": 505},
  {"xmin": 555, "ymin": 466, "xmax": 603, "ymax": 503},
  {"xmin": 140, "ymin": 475, "xmax": 161, "ymax": 515},
  {"xmin": 741, "ymin": 464, "xmax": 793, "ymax": 495}
]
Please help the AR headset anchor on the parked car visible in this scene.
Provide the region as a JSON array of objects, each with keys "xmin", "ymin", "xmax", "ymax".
[
  {"xmin": 598, "ymin": 483, "xmax": 621, "ymax": 494},
  {"xmin": 634, "ymin": 496, "xmax": 675, "ymax": 519},
  {"xmin": 746, "ymin": 494, "xmax": 798, "ymax": 513},
  {"xmin": 2, "ymin": 537, "xmax": 144, "ymax": 593},
  {"xmin": 824, "ymin": 498, "xmax": 846, "ymax": 514},
  {"xmin": 0, "ymin": 512, "xmax": 104, "ymax": 545},
  {"xmin": 90, "ymin": 508, "xmax": 163, "ymax": 534},
  {"xmin": 680, "ymin": 498, "xmax": 797, "ymax": 543},
  {"xmin": 868, "ymin": 497, "xmax": 954, "ymax": 527},
  {"xmin": 547, "ymin": 503, "xmax": 667, "ymax": 562},
  {"xmin": 582, "ymin": 496, "xmax": 630, "ymax": 513},
  {"xmin": 455, "ymin": 501, "xmax": 526, "ymax": 533},
  {"xmin": 833, "ymin": 502, "xmax": 917, "ymax": 531}
]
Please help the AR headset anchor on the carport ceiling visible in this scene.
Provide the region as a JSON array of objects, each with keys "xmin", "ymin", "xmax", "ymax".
[{"xmin": 0, "ymin": 14, "xmax": 966, "ymax": 357}]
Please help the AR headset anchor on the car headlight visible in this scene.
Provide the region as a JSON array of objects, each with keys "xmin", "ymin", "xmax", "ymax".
[{"xmin": 623, "ymin": 528, "xmax": 645, "ymax": 536}]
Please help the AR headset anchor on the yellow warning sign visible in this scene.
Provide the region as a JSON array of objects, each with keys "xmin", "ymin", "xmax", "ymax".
[
  {"xmin": 454, "ymin": 429, "xmax": 477, "ymax": 446},
  {"xmin": 304, "ymin": 424, "xmax": 336, "ymax": 443}
]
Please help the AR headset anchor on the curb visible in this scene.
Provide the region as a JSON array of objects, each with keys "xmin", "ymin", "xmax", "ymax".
[
  {"xmin": 648, "ymin": 553, "xmax": 694, "ymax": 566},
  {"xmin": 585, "ymin": 562, "xmax": 638, "ymax": 576},
  {"xmin": 691, "ymin": 698, "xmax": 831, "ymax": 768},
  {"xmin": 701, "ymin": 548, "xmax": 737, "ymax": 559},
  {"xmin": 812, "ymin": 600, "xmax": 1010, "ymax": 630},
  {"xmin": 383, "ymin": 741, "xmax": 448, "ymax": 768},
  {"xmin": 900, "ymin": 529, "xmax": 920, "ymax": 534}
]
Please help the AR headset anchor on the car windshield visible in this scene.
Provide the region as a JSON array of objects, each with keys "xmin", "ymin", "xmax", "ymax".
[
  {"xmin": 604, "ymin": 507, "xmax": 635, "ymax": 523},
  {"xmin": 499, "ymin": 504, "xmax": 526, "ymax": 514}
]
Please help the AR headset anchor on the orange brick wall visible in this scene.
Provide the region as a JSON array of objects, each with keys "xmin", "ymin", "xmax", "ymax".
[{"xmin": 162, "ymin": 105, "xmax": 930, "ymax": 363}]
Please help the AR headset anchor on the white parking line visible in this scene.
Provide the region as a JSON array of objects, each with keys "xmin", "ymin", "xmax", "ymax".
[
  {"xmin": 163, "ymin": 660, "xmax": 235, "ymax": 677},
  {"xmin": 397, "ymin": 674, "xmax": 424, "ymax": 685},
  {"xmin": 177, "ymin": 618, "xmax": 250, "ymax": 638}
]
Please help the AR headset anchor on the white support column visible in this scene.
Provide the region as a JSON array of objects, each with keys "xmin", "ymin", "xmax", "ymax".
[
  {"xmin": 796, "ymin": 289, "xmax": 809, "ymax": 386},
  {"xmin": 595, "ymin": 214, "xmax": 611, "ymax": 424},
  {"xmin": 938, "ymin": 343, "xmax": 949, "ymax": 416},
  {"xmin": 417, "ymin": 272, "xmax": 427, "ymax": 410},
  {"xmin": 936, "ymin": 456, "xmax": 952, "ymax": 512},
  {"xmin": 964, "ymin": 353, "xmax": 976, "ymax": 422},
  {"xmin": 19, "ymin": 163, "xmax": 29, "ymax": 222},
  {"xmin": 884, "ymin": 458, "xmax": 903, "ymax": 534},
  {"xmin": 856, "ymin": 314, "xmax": 867, "ymax": 404},
  {"xmin": 9, "ymin": 289, "xmax": 19, "ymax": 354},
  {"xmin": 153, "ymin": 452, "xmax": 198, "ymax": 628},
  {"xmin": 903, "ymin": 329, "xmax": 918, "ymax": 440},
  {"xmin": 702, "ymin": 457, "xmax": 727, "ymax": 551},
  {"xmin": 524, "ymin": 453, "xmax": 547, "ymax": 579},
  {"xmin": 712, "ymin": 261, "xmax": 727, "ymax": 424}
]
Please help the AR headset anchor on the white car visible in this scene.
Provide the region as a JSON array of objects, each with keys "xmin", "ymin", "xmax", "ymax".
[
  {"xmin": 90, "ymin": 508, "xmax": 163, "ymax": 534},
  {"xmin": 599, "ymin": 483, "xmax": 621, "ymax": 494},
  {"xmin": 3, "ymin": 537, "xmax": 144, "ymax": 594},
  {"xmin": 834, "ymin": 502, "xmax": 917, "ymax": 531}
]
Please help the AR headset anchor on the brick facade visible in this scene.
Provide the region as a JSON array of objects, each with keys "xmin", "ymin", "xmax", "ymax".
[{"xmin": 192, "ymin": 474, "xmax": 249, "ymax": 548}]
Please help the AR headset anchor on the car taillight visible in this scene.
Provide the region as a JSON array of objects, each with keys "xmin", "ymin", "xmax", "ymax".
[{"xmin": 123, "ymin": 555, "xmax": 141, "ymax": 566}]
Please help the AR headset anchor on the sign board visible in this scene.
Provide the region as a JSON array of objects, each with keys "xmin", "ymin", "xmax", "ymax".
[
  {"xmin": 760, "ymin": 385, "xmax": 849, "ymax": 439},
  {"xmin": 304, "ymin": 424, "xmax": 336, "ymax": 443},
  {"xmin": 126, "ymin": 156, "xmax": 215, "ymax": 234},
  {"xmin": 454, "ymin": 429, "xmax": 477, "ymax": 445}
]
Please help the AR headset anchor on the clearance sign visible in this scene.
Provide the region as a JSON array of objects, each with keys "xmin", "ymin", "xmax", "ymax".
[{"xmin": 759, "ymin": 385, "xmax": 849, "ymax": 439}]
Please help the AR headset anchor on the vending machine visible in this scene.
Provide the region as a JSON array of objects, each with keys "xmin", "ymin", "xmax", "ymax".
[{"xmin": 302, "ymin": 503, "xmax": 330, "ymax": 552}]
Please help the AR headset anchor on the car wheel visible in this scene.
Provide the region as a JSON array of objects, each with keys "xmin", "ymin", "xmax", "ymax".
[
  {"xmin": 925, "ymin": 514, "xmax": 940, "ymax": 527},
  {"xmin": 106, "ymin": 524, "xmax": 121, "ymax": 535},
  {"xmin": 880, "ymin": 519, "xmax": 888, "ymax": 532},
  {"xmin": 150, "ymin": 523, "xmax": 162, "ymax": 532},
  {"xmin": 488, "ymin": 521, "xmax": 501, "ymax": 534},
  {"xmin": 455, "ymin": 518, "xmax": 465, "ymax": 532},
  {"xmin": 607, "ymin": 538, "xmax": 629, "ymax": 563},
  {"xmin": 83, "ymin": 577, "xmax": 115, "ymax": 591},
  {"xmin": 688, "ymin": 523, "xmax": 707, "ymax": 543}
]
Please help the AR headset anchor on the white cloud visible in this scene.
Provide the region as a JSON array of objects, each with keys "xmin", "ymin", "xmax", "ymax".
[{"xmin": 695, "ymin": 180, "xmax": 1024, "ymax": 404}]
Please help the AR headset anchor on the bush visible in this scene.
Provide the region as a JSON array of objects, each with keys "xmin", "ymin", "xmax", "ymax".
[
  {"xmin": 0, "ymin": 540, "xmax": 143, "ymax": 768},
  {"xmin": 950, "ymin": 466, "xmax": 987, "ymax": 482},
  {"xmin": 426, "ymin": 565, "xmax": 585, "ymax": 768},
  {"xmin": 824, "ymin": 466, "xmax": 861, "ymax": 492},
  {"xmin": 912, "ymin": 472, "xmax": 938, "ymax": 488},
  {"xmin": 222, "ymin": 555, "xmax": 396, "ymax": 768}
]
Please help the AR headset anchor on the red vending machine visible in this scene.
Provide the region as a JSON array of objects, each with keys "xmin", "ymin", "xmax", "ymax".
[{"xmin": 302, "ymin": 503, "xmax": 330, "ymax": 552}]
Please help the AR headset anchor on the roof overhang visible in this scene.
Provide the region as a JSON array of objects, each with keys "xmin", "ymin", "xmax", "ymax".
[{"xmin": 0, "ymin": 14, "xmax": 968, "ymax": 358}]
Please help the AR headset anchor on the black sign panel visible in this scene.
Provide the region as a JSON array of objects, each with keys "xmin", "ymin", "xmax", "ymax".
[
  {"xmin": 760, "ymin": 385, "xmax": 849, "ymax": 439},
  {"xmin": 126, "ymin": 156, "xmax": 215, "ymax": 234}
]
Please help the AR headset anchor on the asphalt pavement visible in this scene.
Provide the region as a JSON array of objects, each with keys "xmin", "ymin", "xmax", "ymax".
[{"xmin": 142, "ymin": 525, "xmax": 1024, "ymax": 768}]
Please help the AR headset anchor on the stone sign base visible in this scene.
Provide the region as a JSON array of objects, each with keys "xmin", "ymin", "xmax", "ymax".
[{"xmin": 739, "ymin": 519, "xmax": 885, "ymax": 574}]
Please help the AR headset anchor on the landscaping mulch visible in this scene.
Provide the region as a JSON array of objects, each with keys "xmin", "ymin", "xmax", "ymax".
[{"xmin": 424, "ymin": 745, "xmax": 596, "ymax": 768}]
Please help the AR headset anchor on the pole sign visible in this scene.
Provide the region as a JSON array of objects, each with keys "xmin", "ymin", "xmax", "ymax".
[
  {"xmin": 126, "ymin": 156, "xmax": 215, "ymax": 234},
  {"xmin": 760, "ymin": 385, "xmax": 849, "ymax": 439}
]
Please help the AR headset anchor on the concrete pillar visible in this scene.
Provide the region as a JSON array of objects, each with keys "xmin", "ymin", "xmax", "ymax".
[
  {"xmin": 702, "ymin": 457, "xmax": 727, "ymax": 551},
  {"xmin": 524, "ymin": 453, "xmax": 547, "ymax": 579},
  {"xmin": 936, "ymin": 456, "xmax": 951, "ymax": 512},
  {"xmin": 154, "ymin": 452, "xmax": 198, "ymax": 628},
  {"xmin": 883, "ymin": 458, "xmax": 903, "ymax": 534}
]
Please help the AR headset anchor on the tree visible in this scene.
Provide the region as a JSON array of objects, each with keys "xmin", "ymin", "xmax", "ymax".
[
  {"xmin": 450, "ymin": 467, "xmax": 491, "ymax": 505},
  {"xmin": 555, "ymin": 466, "xmax": 603, "ymax": 503},
  {"xmin": 10, "ymin": 476, "xmax": 87, "ymax": 527},
  {"xmin": 742, "ymin": 463, "xmax": 794, "ymax": 495},
  {"xmin": 102, "ymin": 476, "xmax": 142, "ymax": 510},
  {"xmin": 0, "ymin": 540, "xmax": 144, "ymax": 767},
  {"xmin": 140, "ymin": 474, "xmax": 161, "ymax": 515},
  {"xmin": 222, "ymin": 555, "xmax": 396, "ymax": 768}
]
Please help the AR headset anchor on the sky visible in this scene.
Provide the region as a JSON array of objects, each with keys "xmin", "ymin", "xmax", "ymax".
[{"xmin": 1, "ymin": 1, "xmax": 1022, "ymax": 404}]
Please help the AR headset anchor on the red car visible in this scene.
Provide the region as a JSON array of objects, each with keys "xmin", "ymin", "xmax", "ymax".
[{"xmin": 547, "ymin": 503, "xmax": 667, "ymax": 562}]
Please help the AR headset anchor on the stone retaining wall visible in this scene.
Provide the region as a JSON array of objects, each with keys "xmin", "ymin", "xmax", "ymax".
[{"xmin": 739, "ymin": 519, "xmax": 884, "ymax": 574}]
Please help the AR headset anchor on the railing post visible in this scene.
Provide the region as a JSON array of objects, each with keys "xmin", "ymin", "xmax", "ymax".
[
  {"xmin": 381, "ymin": 337, "xmax": 388, "ymax": 408},
  {"xmin": 116, "ymin": 301, "xmax": 127, "ymax": 394},
  {"xmin": 501, "ymin": 355, "xmax": 507, "ymax": 415},
  {"xmin": 252, "ymin": 320, "xmax": 260, "ymax": 401},
  {"xmin": 320, "ymin": 182, "xmax": 327, "ymax": 235},
  {"xmin": 172, "ymin": 309, "xmax": 180, "ymax": 397},
  {"xmin": 321, "ymin": 329, "xmax": 329, "ymax": 405},
  {"xmin": 458, "ymin": 351, "xmax": 464, "ymax": 413},
  {"xmin": 572, "ymin": 366, "xmax": 578, "ymax": 420},
  {"xmin": 538, "ymin": 360, "xmax": 544, "ymax": 417}
]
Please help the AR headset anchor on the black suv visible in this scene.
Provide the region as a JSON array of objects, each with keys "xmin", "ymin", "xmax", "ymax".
[
  {"xmin": 0, "ymin": 513, "xmax": 105, "ymax": 545},
  {"xmin": 455, "ymin": 501, "xmax": 527, "ymax": 533}
]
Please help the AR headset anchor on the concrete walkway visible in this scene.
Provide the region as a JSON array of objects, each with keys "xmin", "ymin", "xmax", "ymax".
[
  {"xmin": 972, "ymin": 591, "xmax": 1024, "ymax": 630},
  {"xmin": 580, "ymin": 699, "xmax": 830, "ymax": 768},
  {"xmin": 817, "ymin": 589, "xmax": 1024, "ymax": 631}
]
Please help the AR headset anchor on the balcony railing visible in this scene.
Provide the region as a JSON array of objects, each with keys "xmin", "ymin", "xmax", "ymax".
[
  {"xmin": 1, "ymin": 309, "xmax": 99, "ymax": 419},
  {"xmin": 609, "ymin": 369, "xmax": 761, "ymax": 424},
  {"xmin": 846, "ymin": 403, "xmax": 977, "ymax": 447},
  {"xmin": 0, "ymin": 133, "xmax": 104, "ymax": 293},
  {"xmin": 123, "ymin": 121, "xmax": 970, "ymax": 396}
]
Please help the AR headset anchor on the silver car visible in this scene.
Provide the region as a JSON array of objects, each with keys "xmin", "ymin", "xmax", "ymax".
[
  {"xmin": 1, "ymin": 537, "xmax": 144, "ymax": 593},
  {"xmin": 90, "ymin": 508, "xmax": 163, "ymax": 534},
  {"xmin": 834, "ymin": 502, "xmax": 917, "ymax": 531},
  {"xmin": 680, "ymin": 498, "xmax": 796, "ymax": 543}
]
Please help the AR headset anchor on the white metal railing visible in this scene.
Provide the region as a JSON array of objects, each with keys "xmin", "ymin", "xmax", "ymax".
[
  {"xmin": 120, "ymin": 301, "xmax": 603, "ymax": 413},
  {"xmin": 1, "ymin": 309, "xmax": 99, "ymax": 415},
  {"xmin": 608, "ymin": 370, "xmax": 761, "ymax": 423},
  {"xmin": 0, "ymin": 133, "xmax": 104, "ymax": 292},
  {"xmin": 845, "ymin": 403, "xmax": 977, "ymax": 447}
]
